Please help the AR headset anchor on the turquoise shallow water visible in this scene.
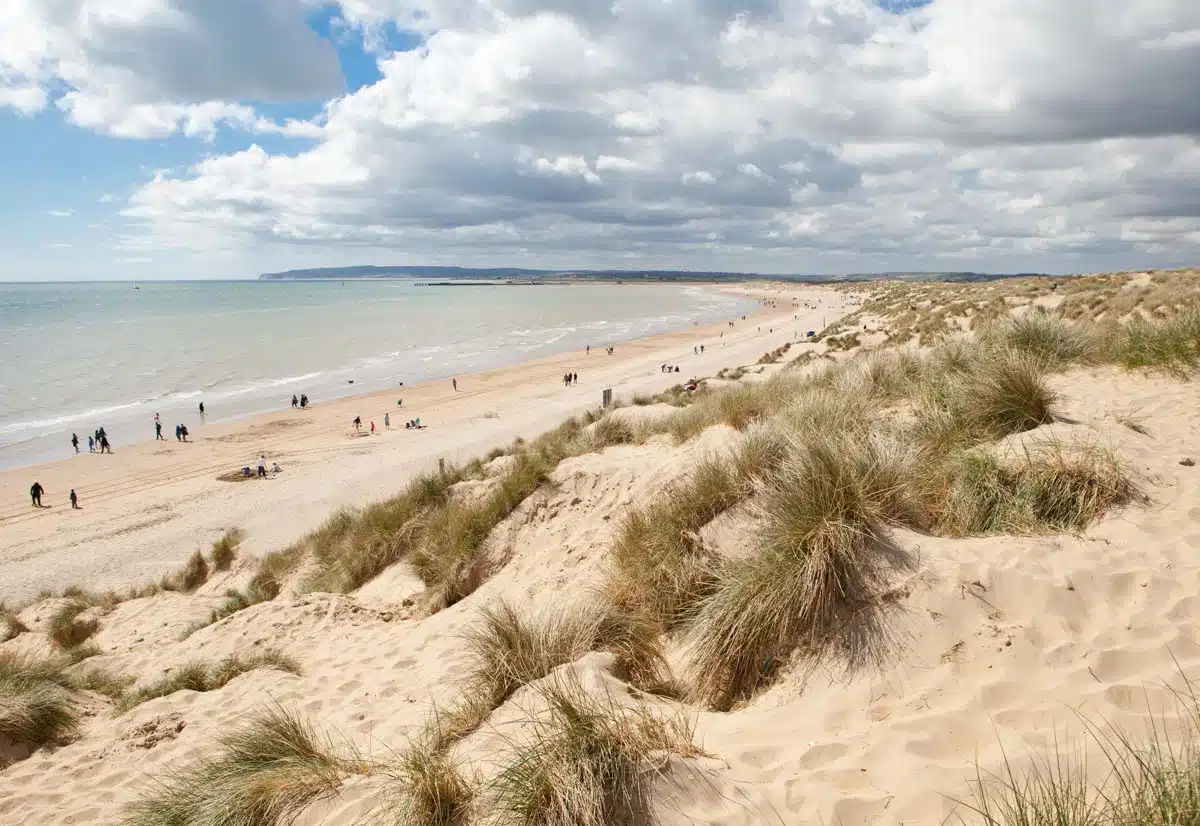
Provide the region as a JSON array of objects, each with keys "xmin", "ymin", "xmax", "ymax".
[{"xmin": 0, "ymin": 280, "xmax": 753, "ymax": 469}]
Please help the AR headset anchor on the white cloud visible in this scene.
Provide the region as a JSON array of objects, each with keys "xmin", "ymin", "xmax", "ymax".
[
  {"xmin": 31, "ymin": 0, "xmax": 1200, "ymax": 272},
  {"xmin": 47, "ymin": 209, "xmax": 72, "ymax": 217},
  {"xmin": 0, "ymin": 0, "xmax": 341, "ymax": 137}
]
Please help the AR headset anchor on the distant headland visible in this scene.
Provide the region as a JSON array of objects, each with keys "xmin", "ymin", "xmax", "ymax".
[{"xmin": 258, "ymin": 265, "xmax": 1045, "ymax": 283}]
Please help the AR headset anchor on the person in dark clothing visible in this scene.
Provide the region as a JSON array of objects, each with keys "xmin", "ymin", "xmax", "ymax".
[
  {"xmin": 199, "ymin": 402, "xmax": 205, "ymax": 418},
  {"xmin": 71, "ymin": 433, "xmax": 79, "ymax": 453},
  {"xmin": 155, "ymin": 421, "xmax": 164, "ymax": 440},
  {"xmin": 87, "ymin": 435, "xmax": 95, "ymax": 453},
  {"xmin": 452, "ymin": 378, "xmax": 458, "ymax": 392},
  {"xmin": 30, "ymin": 482, "xmax": 43, "ymax": 508},
  {"xmin": 353, "ymin": 415, "xmax": 362, "ymax": 433},
  {"xmin": 180, "ymin": 425, "xmax": 189, "ymax": 442},
  {"xmin": 291, "ymin": 395, "xmax": 298, "ymax": 409},
  {"xmin": 99, "ymin": 434, "xmax": 111, "ymax": 453},
  {"xmin": 69, "ymin": 489, "xmax": 79, "ymax": 509},
  {"xmin": 300, "ymin": 394, "xmax": 308, "ymax": 409},
  {"xmin": 175, "ymin": 424, "xmax": 182, "ymax": 441}
]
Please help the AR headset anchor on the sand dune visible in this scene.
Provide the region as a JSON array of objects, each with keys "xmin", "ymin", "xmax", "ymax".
[{"xmin": 2, "ymin": 275, "xmax": 1200, "ymax": 826}]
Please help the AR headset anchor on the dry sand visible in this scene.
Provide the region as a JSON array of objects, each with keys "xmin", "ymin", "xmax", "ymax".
[{"xmin": 3, "ymin": 281, "xmax": 1200, "ymax": 826}]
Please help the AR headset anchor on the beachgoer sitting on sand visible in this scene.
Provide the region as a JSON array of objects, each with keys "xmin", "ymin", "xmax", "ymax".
[{"xmin": 272, "ymin": 462, "xmax": 282, "ymax": 473}]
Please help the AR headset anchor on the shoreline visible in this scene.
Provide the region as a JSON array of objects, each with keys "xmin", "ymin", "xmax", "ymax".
[
  {"xmin": 0, "ymin": 281, "xmax": 755, "ymax": 472},
  {"xmin": 0, "ymin": 282, "xmax": 856, "ymax": 601}
]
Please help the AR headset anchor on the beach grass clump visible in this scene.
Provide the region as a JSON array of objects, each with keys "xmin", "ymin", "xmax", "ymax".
[
  {"xmin": 210, "ymin": 528, "xmax": 243, "ymax": 572},
  {"xmin": 412, "ymin": 452, "xmax": 554, "ymax": 611},
  {"xmin": 915, "ymin": 350, "xmax": 1058, "ymax": 454},
  {"xmin": 71, "ymin": 666, "xmax": 134, "ymax": 701},
  {"xmin": 606, "ymin": 459, "xmax": 745, "ymax": 630},
  {"xmin": 0, "ymin": 653, "xmax": 80, "ymax": 749},
  {"xmin": 48, "ymin": 598, "xmax": 101, "ymax": 649},
  {"xmin": 934, "ymin": 443, "xmax": 1134, "ymax": 537},
  {"xmin": 489, "ymin": 678, "xmax": 700, "ymax": 826},
  {"xmin": 989, "ymin": 313, "xmax": 1096, "ymax": 366},
  {"xmin": 386, "ymin": 730, "xmax": 475, "ymax": 826},
  {"xmin": 176, "ymin": 550, "xmax": 210, "ymax": 593},
  {"xmin": 962, "ymin": 680, "xmax": 1200, "ymax": 826},
  {"xmin": 1, "ymin": 606, "xmax": 29, "ymax": 641},
  {"xmin": 117, "ymin": 649, "xmax": 300, "ymax": 713},
  {"xmin": 304, "ymin": 470, "xmax": 459, "ymax": 594},
  {"xmin": 1114, "ymin": 304, "xmax": 1200, "ymax": 377},
  {"xmin": 439, "ymin": 601, "xmax": 666, "ymax": 748},
  {"xmin": 684, "ymin": 432, "xmax": 921, "ymax": 710},
  {"xmin": 121, "ymin": 706, "xmax": 366, "ymax": 826}
]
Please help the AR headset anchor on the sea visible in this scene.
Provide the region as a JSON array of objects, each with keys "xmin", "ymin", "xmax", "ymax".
[{"xmin": 0, "ymin": 280, "xmax": 755, "ymax": 470}]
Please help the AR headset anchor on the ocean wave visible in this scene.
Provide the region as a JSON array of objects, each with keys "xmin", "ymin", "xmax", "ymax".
[{"xmin": 0, "ymin": 400, "xmax": 147, "ymax": 437}]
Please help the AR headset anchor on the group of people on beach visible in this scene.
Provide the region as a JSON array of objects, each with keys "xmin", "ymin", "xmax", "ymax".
[
  {"xmin": 290, "ymin": 394, "xmax": 310, "ymax": 409},
  {"xmin": 70, "ymin": 428, "xmax": 110, "ymax": 454},
  {"xmin": 562, "ymin": 372, "xmax": 579, "ymax": 386},
  {"xmin": 151, "ymin": 412, "xmax": 191, "ymax": 442},
  {"xmin": 72, "ymin": 427, "xmax": 111, "ymax": 455}
]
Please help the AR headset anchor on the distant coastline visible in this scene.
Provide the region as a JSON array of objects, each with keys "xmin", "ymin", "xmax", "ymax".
[{"xmin": 258, "ymin": 265, "xmax": 1048, "ymax": 284}]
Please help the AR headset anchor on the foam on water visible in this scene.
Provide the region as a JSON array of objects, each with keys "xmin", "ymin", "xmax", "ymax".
[{"xmin": 0, "ymin": 280, "xmax": 754, "ymax": 469}]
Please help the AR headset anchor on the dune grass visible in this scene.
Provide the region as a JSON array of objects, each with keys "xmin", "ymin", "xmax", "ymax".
[
  {"xmin": 412, "ymin": 452, "xmax": 555, "ymax": 611},
  {"xmin": 488, "ymin": 678, "xmax": 700, "ymax": 826},
  {"xmin": 121, "ymin": 706, "xmax": 367, "ymax": 826},
  {"xmin": 386, "ymin": 729, "xmax": 475, "ymax": 826},
  {"xmin": 210, "ymin": 528, "xmax": 243, "ymax": 572},
  {"xmin": 48, "ymin": 598, "xmax": 102, "ymax": 649},
  {"xmin": 934, "ymin": 442, "xmax": 1135, "ymax": 537},
  {"xmin": 432, "ymin": 601, "xmax": 667, "ymax": 750},
  {"xmin": 1115, "ymin": 304, "xmax": 1200, "ymax": 377},
  {"xmin": 961, "ymin": 680, "xmax": 1200, "ymax": 826},
  {"xmin": 684, "ymin": 431, "xmax": 920, "ymax": 710},
  {"xmin": 117, "ymin": 649, "xmax": 300, "ymax": 713},
  {"xmin": 0, "ymin": 654, "xmax": 80, "ymax": 749}
]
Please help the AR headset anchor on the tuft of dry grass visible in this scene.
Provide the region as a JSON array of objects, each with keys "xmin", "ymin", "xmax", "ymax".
[
  {"xmin": 386, "ymin": 729, "xmax": 475, "ymax": 826},
  {"xmin": 959, "ymin": 677, "xmax": 1200, "ymax": 826},
  {"xmin": 48, "ymin": 599, "xmax": 101, "ymax": 649},
  {"xmin": 177, "ymin": 551, "xmax": 210, "ymax": 593},
  {"xmin": 117, "ymin": 649, "xmax": 301, "ymax": 713},
  {"xmin": 934, "ymin": 442, "xmax": 1136, "ymax": 537},
  {"xmin": 606, "ymin": 459, "xmax": 744, "ymax": 630},
  {"xmin": 488, "ymin": 678, "xmax": 700, "ymax": 826},
  {"xmin": 304, "ymin": 471, "xmax": 459, "ymax": 594},
  {"xmin": 684, "ymin": 431, "xmax": 920, "ymax": 710},
  {"xmin": 0, "ymin": 653, "xmax": 79, "ymax": 749},
  {"xmin": 209, "ymin": 528, "xmax": 243, "ymax": 572},
  {"xmin": 412, "ymin": 452, "xmax": 553, "ymax": 611},
  {"xmin": 121, "ymin": 706, "xmax": 367, "ymax": 826},
  {"xmin": 439, "ymin": 601, "xmax": 667, "ymax": 748}
]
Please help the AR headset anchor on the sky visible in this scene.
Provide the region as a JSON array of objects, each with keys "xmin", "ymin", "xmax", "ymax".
[{"xmin": 1, "ymin": 0, "xmax": 1198, "ymax": 281}]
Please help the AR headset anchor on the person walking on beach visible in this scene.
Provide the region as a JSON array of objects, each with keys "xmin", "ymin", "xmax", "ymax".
[
  {"xmin": 175, "ymin": 424, "xmax": 182, "ymax": 442},
  {"xmin": 384, "ymin": 412, "xmax": 390, "ymax": 430},
  {"xmin": 155, "ymin": 420, "xmax": 164, "ymax": 440},
  {"xmin": 452, "ymin": 378, "xmax": 458, "ymax": 392},
  {"xmin": 87, "ymin": 435, "xmax": 95, "ymax": 453},
  {"xmin": 71, "ymin": 433, "xmax": 79, "ymax": 453},
  {"xmin": 69, "ymin": 489, "xmax": 79, "ymax": 509},
  {"xmin": 99, "ymin": 433, "xmax": 111, "ymax": 453},
  {"xmin": 572, "ymin": 372, "xmax": 578, "ymax": 384},
  {"xmin": 30, "ymin": 482, "xmax": 44, "ymax": 508},
  {"xmin": 370, "ymin": 420, "xmax": 376, "ymax": 435},
  {"xmin": 291, "ymin": 395, "xmax": 299, "ymax": 409},
  {"xmin": 257, "ymin": 455, "xmax": 267, "ymax": 478},
  {"xmin": 198, "ymin": 401, "xmax": 205, "ymax": 419},
  {"xmin": 353, "ymin": 415, "xmax": 362, "ymax": 433}
]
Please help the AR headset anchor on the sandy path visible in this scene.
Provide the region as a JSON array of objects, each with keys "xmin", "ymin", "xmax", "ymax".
[{"xmin": 0, "ymin": 284, "xmax": 855, "ymax": 601}]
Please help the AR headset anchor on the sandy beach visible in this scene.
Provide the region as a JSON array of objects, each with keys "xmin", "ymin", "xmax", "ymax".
[{"xmin": 0, "ymin": 283, "xmax": 851, "ymax": 601}]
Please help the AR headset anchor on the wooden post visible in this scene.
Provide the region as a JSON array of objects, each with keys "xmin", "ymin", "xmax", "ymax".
[
  {"xmin": 602, "ymin": 388, "xmax": 613, "ymax": 409},
  {"xmin": 439, "ymin": 457, "xmax": 445, "ymax": 476}
]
